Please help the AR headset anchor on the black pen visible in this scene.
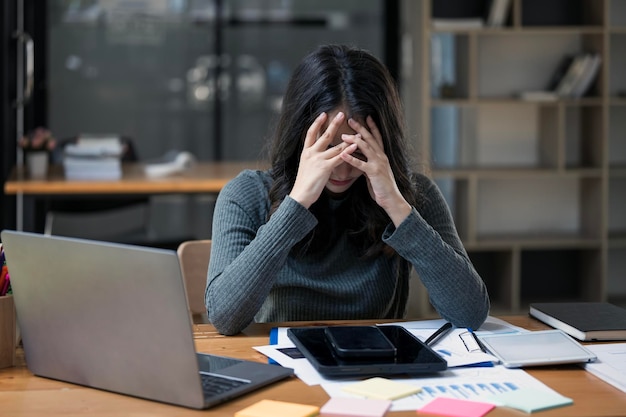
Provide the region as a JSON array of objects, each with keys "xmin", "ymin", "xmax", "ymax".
[
  {"xmin": 468, "ymin": 328, "xmax": 487, "ymax": 353},
  {"xmin": 425, "ymin": 322, "xmax": 453, "ymax": 346}
]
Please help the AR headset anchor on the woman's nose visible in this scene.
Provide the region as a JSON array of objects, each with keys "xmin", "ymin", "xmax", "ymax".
[{"xmin": 333, "ymin": 161, "xmax": 352, "ymax": 179}]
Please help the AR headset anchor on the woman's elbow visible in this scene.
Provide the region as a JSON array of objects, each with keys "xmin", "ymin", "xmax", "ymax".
[
  {"xmin": 207, "ymin": 307, "xmax": 246, "ymax": 335},
  {"xmin": 206, "ymin": 297, "xmax": 250, "ymax": 336}
]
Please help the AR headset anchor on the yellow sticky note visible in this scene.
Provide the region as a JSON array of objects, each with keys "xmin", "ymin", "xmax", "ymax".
[
  {"xmin": 234, "ymin": 399, "xmax": 319, "ymax": 417},
  {"xmin": 341, "ymin": 377, "xmax": 422, "ymax": 400}
]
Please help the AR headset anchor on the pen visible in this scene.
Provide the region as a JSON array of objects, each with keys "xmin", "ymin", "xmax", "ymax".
[
  {"xmin": 467, "ymin": 328, "xmax": 487, "ymax": 353},
  {"xmin": 425, "ymin": 322, "xmax": 453, "ymax": 346}
]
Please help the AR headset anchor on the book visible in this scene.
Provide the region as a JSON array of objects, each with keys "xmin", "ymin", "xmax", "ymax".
[
  {"xmin": 529, "ymin": 302, "xmax": 626, "ymax": 341},
  {"xmin": 487, "ymin": 0, "xmax": 512, "ymax": 27},
  {"xmin": 570, "ymin": 53, "xmax": 601, "ymax": 98},
  {"xmin": 62, "ymin": 135, "xmax": 123, "ymax": 180},
  {"xmin": 555, "ymin": 53, "xmax": 589, "ymax": 97},
  {"xmin": 432, "ymin": 18, "xmax": 484, "ymax": 30},
  {"xmin": 545, "ymin": 55, "xmax": 575, "ymax": 91}
]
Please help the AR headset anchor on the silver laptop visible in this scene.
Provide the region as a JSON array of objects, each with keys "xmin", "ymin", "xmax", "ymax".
[{"xmin": 0, "ymin": 230, "xmax": 293, "ymax": 409}]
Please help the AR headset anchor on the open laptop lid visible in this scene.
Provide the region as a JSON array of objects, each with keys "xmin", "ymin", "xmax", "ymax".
[{"xmin": 1, "ymin": 230, "xmax": 207, "ymax": 409}]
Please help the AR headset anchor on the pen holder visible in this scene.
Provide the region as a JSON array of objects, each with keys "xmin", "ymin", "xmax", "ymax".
[{"xmin": 0, "ymin": 295, "xmax": 16, "ymax": 369}]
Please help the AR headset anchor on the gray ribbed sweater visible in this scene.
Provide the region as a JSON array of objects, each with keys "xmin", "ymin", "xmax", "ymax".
[{"xmin": 205, "ymin": 170, "xmax": 489, "ymax": 335}]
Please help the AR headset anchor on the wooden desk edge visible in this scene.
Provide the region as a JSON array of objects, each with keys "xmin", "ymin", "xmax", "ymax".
[
  {"xmin": 4, "ymin": 161, "xmax": 269, "ymax": 195},
  {"xmin": 2, "ymin": 316, "xmax": 625, "ymax": 417}
]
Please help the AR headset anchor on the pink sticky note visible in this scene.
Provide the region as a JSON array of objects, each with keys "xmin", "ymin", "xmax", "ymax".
[
  {"xmin": 418, "ymin": 397, "xmax": 495, "ymax": 417},
  {"xmin": 320, "ymin": 397, "xmax": 391, "ymax": 417}
]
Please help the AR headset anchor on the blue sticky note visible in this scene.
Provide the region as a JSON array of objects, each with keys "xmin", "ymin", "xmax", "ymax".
[{"xmin": 487, "ymin": 387, "xmax": 573, "ymax": 413}]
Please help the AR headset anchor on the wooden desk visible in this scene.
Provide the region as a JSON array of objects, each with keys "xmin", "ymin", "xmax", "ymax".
[
  {"xmin": 3, "ymin": 161, "xmax": 267, "ymax": 232},
  {"xmin": 3, "ymin": 161, "xmax": 268, "ymax": 195},
  {"xmin": 0, "ymin": 316, "xmax": 625, "ymax": 416}
]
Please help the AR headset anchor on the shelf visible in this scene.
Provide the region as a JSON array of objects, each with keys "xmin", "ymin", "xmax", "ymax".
[
  {"xmin": 433, "ymin": 168, "xmax": 602, "ymax": 177},
  {"xmin": 431, "ymin": 97, "xmax": 604, "ymax": 105},
  {"xmin": 430, "ymin": 27, "xmax": 605, "ymax": 34},
  {"xmin": 417, "ymin": 0, "xmax": 622, "ymax": 312},
  {"xmin": 609, "ymin": 167, "xmax": 626, "ymax": 176},
  {"xmin": 609, "ymin": 234, "xmax": 626, "ymax": 247}
]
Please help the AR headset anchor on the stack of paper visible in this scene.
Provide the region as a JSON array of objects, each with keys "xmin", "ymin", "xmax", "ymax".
[{"xmin": 63, "ymin": 135, "xmax": 124, "ymax": 180}]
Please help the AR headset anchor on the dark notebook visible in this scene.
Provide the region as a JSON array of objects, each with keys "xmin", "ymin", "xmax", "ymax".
[{"xmin": 529, "ymin": 302, "xmax": 626, "ymax": 341}]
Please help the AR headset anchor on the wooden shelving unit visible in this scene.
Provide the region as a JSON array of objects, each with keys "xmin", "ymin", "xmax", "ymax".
[{"xmin": 407, "ymin": 0, "xmax": 626, "ymax": 316}]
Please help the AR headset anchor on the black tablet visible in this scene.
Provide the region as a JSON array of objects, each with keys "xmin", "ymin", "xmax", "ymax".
[{"xmin": 287, "ymin": 325, "xmax": 447, "ymax": 378}]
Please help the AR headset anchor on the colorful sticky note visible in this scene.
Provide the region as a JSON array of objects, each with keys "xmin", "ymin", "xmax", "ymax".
[
  {"xmin": 418, "ymin": 397, "xmax": 495, "ymax": 417},
  {"xmin": 486, "ymin": 387, "xmax": 573, "ymax": 413},
  {"xmin": 320, "ymin": 397, "xmax": 391, "ymax": 417},
  {"xmin": 235, "ymin": 399, "xmax": 319, "ymax": 417},
  {"xmin": 341, "ymin": 377, "xmax": 422, "ymax": 400}
]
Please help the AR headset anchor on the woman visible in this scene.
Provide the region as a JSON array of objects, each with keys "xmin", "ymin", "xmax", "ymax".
[{"xmin": 206, "ymin": 44, "xmax": 489, "ymax": 335}]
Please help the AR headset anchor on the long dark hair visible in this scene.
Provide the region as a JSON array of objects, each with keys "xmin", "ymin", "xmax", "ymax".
[{"xmin": 267, "ymin": 44, "xmax": 422, "ymax": 257}]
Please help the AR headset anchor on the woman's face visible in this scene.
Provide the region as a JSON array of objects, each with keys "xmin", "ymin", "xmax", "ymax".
[{"xmin": 324, "ymin": 108, "xmax": 365, "ymax": 196}]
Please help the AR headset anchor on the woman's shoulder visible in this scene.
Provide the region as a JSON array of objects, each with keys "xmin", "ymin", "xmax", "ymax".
[
  {"xmin": 411, "ymin": 171, "xmax": 438, "ymax": 195},
  {"xmin": 217, "ymin": 169, "xmax": 273, "ymax": 219},
  {"xmin": 223, "ymin": 169, "xmax": 272, "ymax": 194},
  {"xmin": 409, "ymin": 171, "xmax": 446, "ymax": 213}
]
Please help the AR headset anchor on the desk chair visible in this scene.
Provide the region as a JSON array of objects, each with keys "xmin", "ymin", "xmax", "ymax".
[
  {"xmin": 177, "ymin": 239, "xmax": 211, "ymax": 324},
  {"xmin": 44, "ymin": 136, "xmax": 153, "ymax": 245}
]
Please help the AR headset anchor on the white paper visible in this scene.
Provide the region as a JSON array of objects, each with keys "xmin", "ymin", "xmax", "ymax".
[
  {"xmin": 583, "ymin": 343, "xmax": 626, "ymax": 393},
  {"xmin": 322, "ymin": 367, "xmax": 563, "ymax": 412},
  {"xmin": 254, "ymin": 316, "xmax": 522, "ymax": 385}
]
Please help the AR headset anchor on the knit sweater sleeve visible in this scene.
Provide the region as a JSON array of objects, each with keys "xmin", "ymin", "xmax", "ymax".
[
  {"xmin": 205, "ymin": 170, "xmax": 317, "ymax": 335},
  {"xmin": 383, "ymin": 174, "xmax": 490, "ymax": 330}
]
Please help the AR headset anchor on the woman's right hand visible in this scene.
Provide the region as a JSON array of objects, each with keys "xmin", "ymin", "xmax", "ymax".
[{"xmin": 288, "ymin": 111, "xmax": 355, "ymax": 208}]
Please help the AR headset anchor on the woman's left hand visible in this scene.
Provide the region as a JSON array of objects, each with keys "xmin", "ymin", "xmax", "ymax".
[{"xmin": 340, "ymin": 116, "xmax": 412, "ymax": 227}]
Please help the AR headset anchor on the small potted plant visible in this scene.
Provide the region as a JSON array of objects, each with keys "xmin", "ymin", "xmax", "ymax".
[{"xmin": 18, "ymin": 127, "xmax": 56, "ymax": 178}]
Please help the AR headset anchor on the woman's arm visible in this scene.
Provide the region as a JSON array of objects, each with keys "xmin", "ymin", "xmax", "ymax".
[
  {"xmin": 205, "ymin": 171, "xmax": 317, "ymax": 335},
  {"xmin": 384, "ymin": 175, "xmax": 490, "ymax": 330}
]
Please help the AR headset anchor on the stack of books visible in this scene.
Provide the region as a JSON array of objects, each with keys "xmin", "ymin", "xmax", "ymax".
[
  {"xmin": 63, "ymin": 135, "xmax": 124, "ymax": 180},
  {"xmin": 520, "ymin": 52, "xmax": 602, "ymax": 101},
  {"xmin": 431, "ymin": 0, "xmax": 512, "ymax": 30}
]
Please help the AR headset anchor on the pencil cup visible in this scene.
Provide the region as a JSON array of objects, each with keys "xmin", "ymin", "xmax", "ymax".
[{"xmin": 0, "ymin": 295, "xmax": 16, "ymax": 368}]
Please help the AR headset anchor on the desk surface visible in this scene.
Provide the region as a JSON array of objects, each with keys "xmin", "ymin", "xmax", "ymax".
[
  {"xmin": 3, "ymin": 161, "xmax": 267, "ymax": 195},
  {"xmin": 1, "ymin": 316, "xmax": 624, "ymax": 416}
]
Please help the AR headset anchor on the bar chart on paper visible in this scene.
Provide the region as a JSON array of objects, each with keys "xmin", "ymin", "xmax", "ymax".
[{"xmin": 321, "ymin": 367, "xmax": 566, "ymax": 411}]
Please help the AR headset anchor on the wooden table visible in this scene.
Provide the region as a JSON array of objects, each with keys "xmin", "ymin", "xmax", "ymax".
[
  {"xmin": 3, "ymin": 161, "xmax": 268, "ymax": 195},
  {"xmin": 0, "ymin": 316, "xmax": 624, "ymax": 416},
  {"xmin": 3, "ymin": 161, "xmax": 267, "ymax": 232}
]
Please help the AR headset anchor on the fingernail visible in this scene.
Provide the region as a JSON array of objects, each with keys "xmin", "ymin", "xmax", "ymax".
[{"xmin": 335, "ymin": 112, "xmax": 344, "ymax": 120}]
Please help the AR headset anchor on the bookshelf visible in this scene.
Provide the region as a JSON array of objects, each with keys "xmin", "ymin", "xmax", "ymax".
[{"xmin": 407, "ymin": 0, "xmax": 626, "ymax": 316}]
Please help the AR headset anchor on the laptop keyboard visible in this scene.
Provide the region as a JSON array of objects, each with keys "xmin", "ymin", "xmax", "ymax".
[{"xmin": 200, "ymin": 372, "xmax": 250, "ymax": 396}]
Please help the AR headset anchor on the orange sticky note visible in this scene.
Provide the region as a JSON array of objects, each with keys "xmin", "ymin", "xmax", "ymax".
[
  {"xmin": 235, "ymin": 399, "xmax": 319, "ymax": 417},
  {"xmin": 418, "ymin": 397, "xmax": 495, "ymax": 417}
]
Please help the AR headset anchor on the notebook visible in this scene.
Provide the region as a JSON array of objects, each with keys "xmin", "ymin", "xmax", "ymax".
[
  {"xmin": 529, "ymin": 302, "xmax": 626, "ymax": 341},
  {"xmin": 0, "ymin": 230, "xmax": 293, "ymax": 409}
]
